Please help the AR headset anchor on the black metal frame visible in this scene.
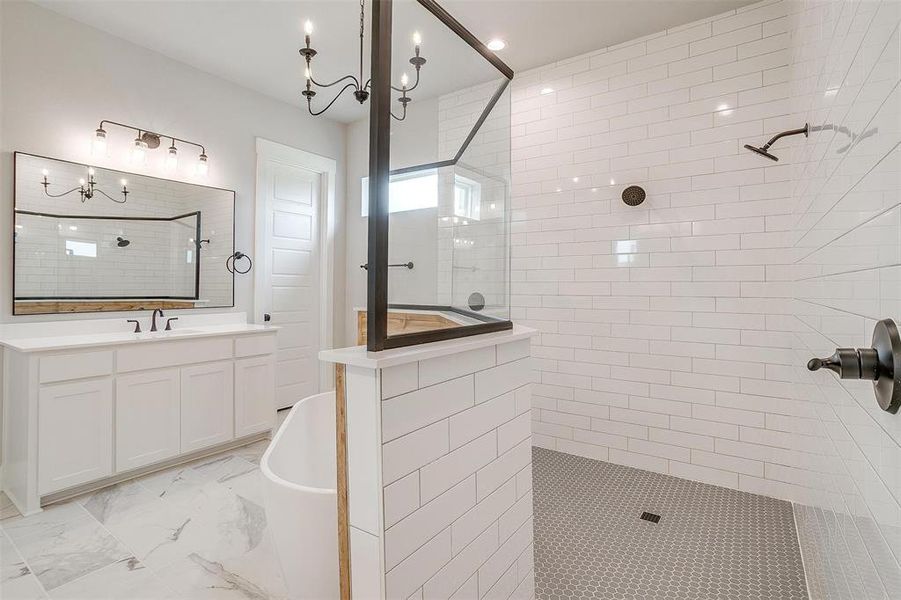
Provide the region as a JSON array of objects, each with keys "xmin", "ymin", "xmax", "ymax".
[
  {"xmin": 12, "ymin": 152, "xmax": 235, "ymax": 316},
  {"xmin": 366, "ymin": 0, "xmax": 514, "ymax": 351}
]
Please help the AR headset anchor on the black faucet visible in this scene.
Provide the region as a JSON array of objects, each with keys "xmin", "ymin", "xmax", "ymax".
[{"xmin": 150, "ymin": 308, "xmax": 165, "ymax": 332}]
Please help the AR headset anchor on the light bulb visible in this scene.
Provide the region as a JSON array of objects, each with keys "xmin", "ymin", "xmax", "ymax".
[
  {"xmin": 41, "ymin": 169, "xmax": 49, "ymax": 176},
  {"xmin": 120, "ymin": 179, "xmax": 128, "ymax": 187},
  {"xmin": 92, "ymin": 128, "xmax": 107, "ymax": 156},
  {"xmin": 304, "ymin": 20, "xmax": 313, "ymax": 35},
  {"xmin": 88, "ymin": 167, "xmax": 95, "ymax": 176},
  {"xmin": 166, "ymin": 146, "xmax": 178, "ymax": 171},
  {"xmin": 413, "ymin": 31, "xmax": 422, "ymax": 46},
  {"xmin": 486, "ymin": 39, "xmax": 506, "ymax": 51},
  {"xmin": 401, "ymin": 72, "xmax": 409, "ymax": 88},
  {"xmin": 78, "ymin": 178, "xmax": 86, "ymax": 186},
  {"xmin": 131, "ymin": 137, "xmax": 148, "ymax": 164},
  {"xmin": 196, "ymin": 153, "xmax": 209, "ymax": 177}
]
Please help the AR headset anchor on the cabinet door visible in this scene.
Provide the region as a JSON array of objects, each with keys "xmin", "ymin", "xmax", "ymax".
[
  {"xmin": 38, "ymin": 379, "xmax": 113, "ymax": 495},
  {"xmin": 181, "ymin": 361, "xmax": 234, "ymax": 452},
  {"xmin": 235, "ymin": 355, "xmax": 276, "ymax": 438},
  {"xmin": 116, "ymin": 369, "xmax": 180, "ymax": 472}
]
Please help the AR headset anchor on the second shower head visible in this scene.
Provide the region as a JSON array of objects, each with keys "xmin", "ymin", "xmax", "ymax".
[{"xmin": 744, "ymin": 123, "xmax": 809, "ymax": 162}]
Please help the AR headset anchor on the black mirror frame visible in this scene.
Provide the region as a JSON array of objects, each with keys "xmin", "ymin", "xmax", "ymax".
[{"xmin": 366, "ymin": 0, "xmax": 515, "ymax": 351}]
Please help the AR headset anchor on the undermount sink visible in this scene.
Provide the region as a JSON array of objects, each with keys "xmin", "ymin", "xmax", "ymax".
[{"xmin": 136, "ymin": 328, "xmax": 203, "ymax": 338}]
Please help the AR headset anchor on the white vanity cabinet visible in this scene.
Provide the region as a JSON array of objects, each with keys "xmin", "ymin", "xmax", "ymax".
[
  {"xmin": 116, "ymin": 369, "xmax": 181, "ymax": 471},
  {"xmin": 181, "ymin": 361, "xmax": 235, "ymax": 452},
  {"xmin": 1, "ymin": 326, "xmax": 278, "ymax": 516},
  {"xmin": 38, "ymin": 378, "xmax": 114, "ymax": 495}
]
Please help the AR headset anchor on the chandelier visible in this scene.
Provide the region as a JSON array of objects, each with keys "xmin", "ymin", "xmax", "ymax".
[
  {"xmin": 300, "ymin": 0, "xmax": 426, "ymax": 120},
  {"xmin": 41, "ymin": 167, "xmax": 129, "ymax": 204}
]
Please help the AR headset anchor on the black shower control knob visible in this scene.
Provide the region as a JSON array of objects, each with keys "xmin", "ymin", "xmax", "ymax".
[
  {"xmin": 807, "ymin": 318, "xmax": 901, "ymax": 413},
  {"xmin": 806, "ymin": 348, "xmax": 877, "ymax": 380}
]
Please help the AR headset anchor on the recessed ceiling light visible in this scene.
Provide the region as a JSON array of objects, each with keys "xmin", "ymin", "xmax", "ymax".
[
  {"xmin": 486, "ymin": 38, "xmax": 506, "ymax": 51},
  {"xmin": 540, "ymin": 87, "xmax": 554, "ymax": 95}
]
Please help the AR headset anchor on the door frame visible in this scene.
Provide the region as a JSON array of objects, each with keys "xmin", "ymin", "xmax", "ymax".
[{"xmin": 254, "ymin": 138, "xmax": 337, "ymax": 393}]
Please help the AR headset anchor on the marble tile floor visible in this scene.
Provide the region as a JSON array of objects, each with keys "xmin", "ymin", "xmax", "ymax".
[{"xmin": 0, "ymin": 439, "xmax": 284, "ymax": 600}]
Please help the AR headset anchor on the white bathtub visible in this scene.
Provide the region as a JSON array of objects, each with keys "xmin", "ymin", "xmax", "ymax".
[{"xmin": 261, "ymin": 391, "xmax": 339, "ymax": 600}]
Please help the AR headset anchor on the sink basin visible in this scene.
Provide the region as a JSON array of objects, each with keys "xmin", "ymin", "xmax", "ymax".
[{"xmin": 134, "ymin": 328, "xmax": 204, "ymax": 339}]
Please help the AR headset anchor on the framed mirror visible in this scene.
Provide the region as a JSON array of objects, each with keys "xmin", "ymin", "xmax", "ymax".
[{"xmin": 13, "ymin": 152, "xmax": 235, "ymax": 315}]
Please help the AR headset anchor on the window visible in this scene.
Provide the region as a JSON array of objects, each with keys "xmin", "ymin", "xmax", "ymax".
[
  {"xmin": 65, "ymin": 240, "xmax": 96, "ymax": 257},
  {"xmin": 361, "ymin": 169, "xmax": 438, "ymax": 217},
  {"xmin": 453, "ymin": 175, "xmax": 481, "ymax": 221}
]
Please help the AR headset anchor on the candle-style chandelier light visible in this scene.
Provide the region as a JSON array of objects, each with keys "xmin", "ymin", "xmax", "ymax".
[
  {"xmin": 41, "ymin": 167, "xmax": 129, "ymax": 204},
  {"xmin": 300, "ymin": 0, "xmax": 425, "ymax": 120}
]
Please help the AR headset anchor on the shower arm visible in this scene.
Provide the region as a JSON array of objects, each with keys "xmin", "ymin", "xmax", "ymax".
[{"xmin": 758, "ymin": 124, "xmax": 809, "ymax": 152}]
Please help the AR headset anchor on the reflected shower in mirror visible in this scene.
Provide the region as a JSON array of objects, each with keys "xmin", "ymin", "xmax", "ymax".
[{"xmin": 13, "ymin": 152, "xmax": 235, "ymax": 315}]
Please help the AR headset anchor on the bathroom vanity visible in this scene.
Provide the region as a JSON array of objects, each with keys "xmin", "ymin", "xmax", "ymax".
[{"xmin": 0, "ymin": 315, "xmax": 277, "ymax": 515}]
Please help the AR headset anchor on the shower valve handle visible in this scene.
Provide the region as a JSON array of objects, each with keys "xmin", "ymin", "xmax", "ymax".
[{"xmin": 807, "ymin": 319, "xmax": 901, "ymax": 413}]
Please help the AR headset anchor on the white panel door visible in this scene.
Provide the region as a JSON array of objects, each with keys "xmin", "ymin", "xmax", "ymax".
[
  {"xmin": 180, "ymin": 361, "xmax": 234, "ymax": 452},
  {"xmin": 258, "ymin": 159, "xmax": 321, "ymax": 409},
  {"xmin": 235, "ymin": 355, "xmax": 276, "ymax": 437},
  {"xmin": 38, "ymin": 379, "xmax": 113, "ymax": 495},
  {"xmin": 116, "ymin": 369, "xmax": 180, "ymax": 472}
]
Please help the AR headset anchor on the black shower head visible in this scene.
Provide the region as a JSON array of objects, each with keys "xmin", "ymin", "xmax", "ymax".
[
  {"xmin": 116, "ymin": 236, "xmax": 130, "ymax": 247},
  {"xmin": 743, "ymin": 144, "xmax": 779, "ymax": 161}
]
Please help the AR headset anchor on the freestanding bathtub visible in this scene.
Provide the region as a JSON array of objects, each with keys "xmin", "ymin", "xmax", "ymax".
[{"xmin": 261, "ymin": 391, "xmax": 339, "ymax": 600}]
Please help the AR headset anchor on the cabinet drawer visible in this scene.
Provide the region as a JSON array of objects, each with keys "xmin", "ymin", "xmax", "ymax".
[
  {"xmin": 40, "ymin": 351, "xmax": 113, "ymax": 384},
  {"xmin": 235, "ymin": 333, "xmax": 277, "ymax": 358},
  {"xmin": 117, "ymin": 338, "xmax": 232, "ymax": 372}
]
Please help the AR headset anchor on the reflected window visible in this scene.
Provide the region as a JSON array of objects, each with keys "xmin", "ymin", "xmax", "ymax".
[
  {"xmin": 454, "ymin": 175, "xmax": 481, "ymax": 220},
  {"xmin": 65, "ymin": 240, "xmax": 96, "ymax": 257},
  {"xmin": 361, "ymin": 169, "xmax": 438, "ymax": 217}
]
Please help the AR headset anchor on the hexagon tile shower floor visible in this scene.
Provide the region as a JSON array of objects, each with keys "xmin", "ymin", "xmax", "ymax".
[{"xmin": 532, "ymin": 448, "xmax": 808, "ymax": 600}]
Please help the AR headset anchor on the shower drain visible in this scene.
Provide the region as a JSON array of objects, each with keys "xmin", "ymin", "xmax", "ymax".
[{"xmin": 640, "ymin": 512, "xmax": 661, "ymax": 524}]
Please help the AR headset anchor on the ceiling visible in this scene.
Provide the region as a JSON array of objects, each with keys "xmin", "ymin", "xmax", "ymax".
[{"xmin": 35, "ymin": 0, "xmax": 757, "ymax": 123}]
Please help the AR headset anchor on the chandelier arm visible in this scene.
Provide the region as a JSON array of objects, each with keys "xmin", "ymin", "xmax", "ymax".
[
  {"xmin": 42, "ymin": 186, "xmax": 84, "ymax": 199},
  {"xmin": 309, "ymin": 72, "xmax": 361, "ymax": 89},
  {"xmin": 391, "ymin": 67, "xmax": 422, "ymax": 93},
  {"xmin": 93, "ymin": 188, "xmax": 128, "ymax": 204},
  {"xmin": 390, "ymin": 102, "xmax": 408, "ymax": 122},
  {"xmin": 364, "ymin": 78, "xmax": 372, "ymax": 91},
  {"xmin": 308, "ymin": 83, "xmax": 358, "ymax": 116}
]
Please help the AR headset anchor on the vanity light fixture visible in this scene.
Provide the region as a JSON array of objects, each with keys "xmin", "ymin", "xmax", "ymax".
[
  {"xmin": 91, "ymin": 120, "xmax": 209, "ymax": 176},
  {"xmin": 300, "ymin": 0, "xmax": 426, "ymax": 120},
  {"xmin": 41, "ymin": 166, "xmax": 129, "ymax": 204}
]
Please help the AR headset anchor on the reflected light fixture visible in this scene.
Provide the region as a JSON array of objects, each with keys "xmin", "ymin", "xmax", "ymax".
[
  {"xmin": 486, "ymin": 38, "xmax": 506, "ymax": 51},
  {"xmin": 41, "ymin": 166, "xmax": 129, "ymax": 204},
  {"xmin": 300, "ymin": 0, "xmax": 426, "ymax": 120},
  {"xmin": 90, "ymin": 120, "xmax": 209, "ymax": 175},
  {"xmin": 540, "ymin": 87, "xmax": 554, "ymax": 95}
]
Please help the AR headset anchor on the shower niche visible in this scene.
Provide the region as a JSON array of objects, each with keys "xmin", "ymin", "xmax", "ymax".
[
  {"xmin": 12, "ymin": 152, "xmax": 235, "ymax": 315},
  {"xmin": 364, "ymin": 0, "xmax": 514, "ymax": 350}
]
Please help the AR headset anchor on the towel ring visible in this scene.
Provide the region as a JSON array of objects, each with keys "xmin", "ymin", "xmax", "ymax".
[{"xmin": 227, "ymin": 251, "xmax": 253, "ymax": 274}]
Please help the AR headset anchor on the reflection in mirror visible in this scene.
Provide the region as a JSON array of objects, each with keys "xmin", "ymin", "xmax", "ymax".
[{"xmin": 13, "ymin": 152, "xmax": 235, "ymax": 315}]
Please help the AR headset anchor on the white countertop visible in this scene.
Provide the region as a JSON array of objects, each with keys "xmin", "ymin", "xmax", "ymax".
[
  {"xmin": 0, "ymin": 322, "xmax": 278, "ymax": 353},
  {"xmin": 319, "ymin": 324, "xmax": 535, "ymax": 369}
]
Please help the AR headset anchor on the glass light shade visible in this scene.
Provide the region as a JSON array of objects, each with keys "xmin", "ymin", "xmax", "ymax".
[
  {"xmin": 92, "ymin": 129, "xmax": 107, "ymax": 156},
  {"xmin": 165, "ymin": 147, "xmax": 178, "ymax": 171},
  {"xmin": 131, "ymin": 138, "xmax": 148, "ymax": 164},
  {"xmin": 196, "ymin": 153, "xmax": 209, "ymax": 177}
]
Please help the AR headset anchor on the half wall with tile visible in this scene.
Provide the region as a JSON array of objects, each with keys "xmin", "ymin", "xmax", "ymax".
[{"xmin": 320, "ymin": 328, "xmax": 535, "ymax": 600}]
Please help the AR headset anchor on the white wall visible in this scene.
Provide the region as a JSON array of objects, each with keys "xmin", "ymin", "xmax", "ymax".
[{"xmin": 0, "ymin": 0, "xmax": 346, "ymax": 337}]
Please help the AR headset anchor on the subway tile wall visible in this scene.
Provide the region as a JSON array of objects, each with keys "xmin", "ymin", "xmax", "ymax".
[
  {"xmin": 509, "ymin": 0, "xmax": 809, "ymax": 496},
  {"xmin": 789, "ymin": 0, "xmax": 901, "ymax": 594},
  {"xmin": 380, "ymin": 339, "xmax": 534, "ymax": 599}
]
